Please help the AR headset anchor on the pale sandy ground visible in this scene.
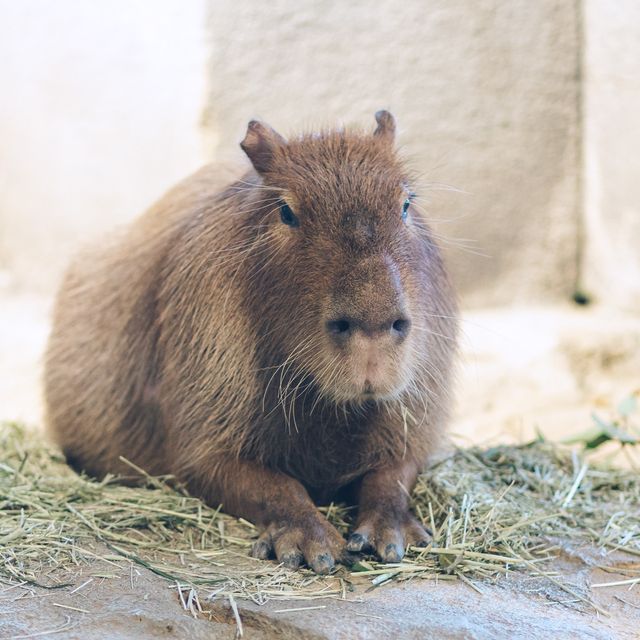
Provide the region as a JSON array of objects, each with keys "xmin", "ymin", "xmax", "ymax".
[
  {"xmin": 2, "ymin": 289, "xmax": 638, "ymax": 445},
  {"xmin": 1, "ymin": 291, "xmax": 639, "ymax": 639},
  {"xmin": 453, "ymin": 304, "xmax": 640, "ymax": 447}
]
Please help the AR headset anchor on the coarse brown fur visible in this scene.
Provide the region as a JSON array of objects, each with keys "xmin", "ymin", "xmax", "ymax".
[{"xmin": 44, "ymin": 112, "xmax": 458, "ymax": 573}]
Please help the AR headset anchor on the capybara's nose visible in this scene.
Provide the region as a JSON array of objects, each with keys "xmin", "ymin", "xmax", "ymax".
[{"xmin": 326, "ymin": 313, "xmax": 411, "ymax": 344}]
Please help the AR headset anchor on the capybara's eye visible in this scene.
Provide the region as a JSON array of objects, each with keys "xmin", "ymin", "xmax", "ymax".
[
  {"xmin": 401, "ymin": 198, "xmax": 411, "ymax": 221},
  {"xmin": 280, "ymin": 203, "xmax": 299, "ymax": 227}
]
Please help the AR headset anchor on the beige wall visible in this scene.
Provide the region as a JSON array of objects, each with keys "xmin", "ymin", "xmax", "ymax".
[
  {"xmin": 204, "ymin": 0, "xmax": 581, "ymax": 307},
  {"xmin": 583, "ymin": 0, "xmax": 640, "ymax": 312},
  {"xmin": 0, "ymin": 0, "xmax": 209, "ymax": 290},
  {"xmin": 0, "ymin": 1, "xmax": 637, "ymax": 312}
]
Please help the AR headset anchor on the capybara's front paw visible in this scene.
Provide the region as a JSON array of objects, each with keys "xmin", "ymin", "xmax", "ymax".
[
  {"xmin": 250, "ymin": 512, "xmax": 348, "ymax": 574},
  {"xmin": 346, "ymin": 509, "xmax": 431, "ymax": 562}
]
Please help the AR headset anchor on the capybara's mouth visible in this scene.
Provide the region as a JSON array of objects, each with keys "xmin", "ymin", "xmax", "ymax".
[{"xmin": 326, "ymin": 376, "xmax": 409, "ymax": 405}]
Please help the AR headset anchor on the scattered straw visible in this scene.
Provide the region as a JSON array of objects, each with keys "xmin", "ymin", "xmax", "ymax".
[
  {"xmin": 591, "ymin": 577, "xmax": 640, "ymax": 589},
  {"xmin": 1, "ymin": 422, "xmax": 639, "ymax": 610}
]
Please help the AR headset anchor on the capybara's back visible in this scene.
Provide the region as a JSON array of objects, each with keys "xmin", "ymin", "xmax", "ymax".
[
  {"xmin": 44, "ymin": 166, "xmax": 226, "ymax": 478},
  {"xmin": 45, "ymin": 113, "xmax": 458, "ymax": 573}
]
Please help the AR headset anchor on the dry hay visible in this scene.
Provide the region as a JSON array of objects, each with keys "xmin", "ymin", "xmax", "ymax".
[{"xmin": 1, "ymin": 416, "xmax": 639, "ymax": 613}]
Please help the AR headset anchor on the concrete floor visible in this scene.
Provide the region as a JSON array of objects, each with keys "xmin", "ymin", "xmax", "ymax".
[{"xmin": 1, "ymin": 544, "xmax": 639, "ymax": 639}]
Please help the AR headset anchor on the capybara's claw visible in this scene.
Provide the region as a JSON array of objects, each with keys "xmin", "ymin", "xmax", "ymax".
[
  {"xmin": 349, "ymin": 510, "xmax": 431, "ymax": 563},
  {"xmin": 254, "ymin": 513, "xmax": 346, "ymax": 574},
  {"xmin": 346, "ymin": 532, "xmax": 369, "ymax": 552},
  {"xmin": 309, "ymin": 552, "xmax": 334, "ymax": 574},
  {"xmin": 250, "ymin": 537, "xmax": 272, "ymax": 560}
]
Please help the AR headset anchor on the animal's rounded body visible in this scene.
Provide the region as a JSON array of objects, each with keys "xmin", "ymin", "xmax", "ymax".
[{"xmin": 44, "ymin": 112, "xmax": 458, "ymax": 573}]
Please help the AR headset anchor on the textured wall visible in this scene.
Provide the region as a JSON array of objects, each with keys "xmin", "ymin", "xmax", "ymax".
[
  {"xmin": 0, "ymin": 1, "xmax": 584, "ymax": 307},
  {"xmin": 204, "ymin": 0, "xmax": 581, "ymax": 306},
  {"xmin": 583, "ymin": 0, "xmax": 640, "ymax": 312},
  {"xmin": 0, "ymin": 0, "xmax": 209, "ymax": 290}
]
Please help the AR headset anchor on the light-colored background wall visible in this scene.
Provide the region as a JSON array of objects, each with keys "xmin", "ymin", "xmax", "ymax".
[
  {"xmin": 2, "ymin": 1, "xmax": 639, "ymax": 308},
  {"xmin": 204, "ymin": 0, "xmax": 581, "ymax": 307},
  {"xmin": 583, "ymin": 0, "xmax": 640, "ymax": 312},
  {"xmin": 0, "ymin": 0, "xmax": 638, "ymax": 443},
  {"xmin": 2, "ymin": 0, "xmax": 585, "ymax": 306},
  {"xmin": 0, "ymin": 0, "xmax": 209, "ymax": 291}
]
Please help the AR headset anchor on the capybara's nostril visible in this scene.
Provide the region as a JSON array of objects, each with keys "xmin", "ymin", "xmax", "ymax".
[
  {"xmin": 326, "ymin": 318, "xmax": 351, "ymax": 337},
  {"xmin": 391, "ymin": 317, "xmax": 411, "ymax": 339}
]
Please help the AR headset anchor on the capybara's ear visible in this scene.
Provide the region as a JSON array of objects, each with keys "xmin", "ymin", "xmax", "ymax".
[
  {"xmin": 373, "ymin": 110, "xmax": 396, "ymax": 144},
  {"xmin": 240, "ymin": 120, "xmax": 286, "ymax": 174}
]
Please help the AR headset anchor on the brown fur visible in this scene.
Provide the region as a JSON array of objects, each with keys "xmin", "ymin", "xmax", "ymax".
[{"xmin": 44, "ymin": 112, "xmax": 458, "ymax": 573}]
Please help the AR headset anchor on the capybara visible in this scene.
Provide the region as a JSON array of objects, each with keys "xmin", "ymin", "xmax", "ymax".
[{"xmin": 44, "ymin": 111, "xmax": 458, "ymax": 573}]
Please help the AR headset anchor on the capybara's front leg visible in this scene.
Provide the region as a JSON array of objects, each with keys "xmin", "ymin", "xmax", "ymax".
[
  {"xmin": 346, "ymin": 459, "xmax": 431, "ymax": 562},
  {"xmin": 190, "ymin": 458, "xmax": 346, "ymax": 574}
]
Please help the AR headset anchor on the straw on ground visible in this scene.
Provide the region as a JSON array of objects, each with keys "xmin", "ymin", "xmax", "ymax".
[{"xmin": 1, "ymin": 422, "xmax": 639, "ymax": 611}]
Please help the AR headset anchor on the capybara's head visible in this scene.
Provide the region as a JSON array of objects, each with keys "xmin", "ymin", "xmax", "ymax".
[{"xmin": 239, "ymin": 111, "xmax": 446, "ymax": 407}]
